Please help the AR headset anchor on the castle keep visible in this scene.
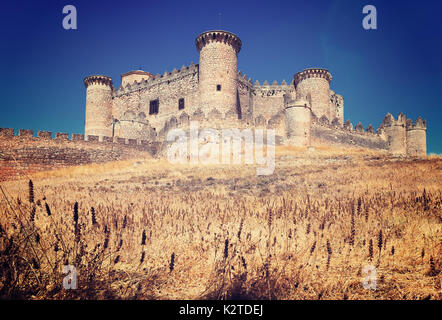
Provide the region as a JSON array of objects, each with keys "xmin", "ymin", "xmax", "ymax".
[{"xmin": 83, "ymin": 30, "xmax": 426, "ymax": 156}]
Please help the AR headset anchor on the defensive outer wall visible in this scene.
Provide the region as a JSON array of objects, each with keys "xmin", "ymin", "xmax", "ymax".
[{"xmin": 0, "ymin": 129, "xmax": 159, "ymax": 181}]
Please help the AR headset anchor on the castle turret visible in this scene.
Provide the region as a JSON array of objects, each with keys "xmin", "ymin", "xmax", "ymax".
[
  {"xmin": 196, "ymin": 30, "xmax": 242, "ymax": 117},
  {"xmin": 406, "ymin": 117, "xmax": 426, "ymax": 156},
  {"xmin": 294, "ymin": 68, "xmax": 332, "ymax": 121},
  {"xmin": 121, "ymin": 70, "xmax": 154, "ymax": 87},
  {"xmin": 381, "ymin": 113, "xmax": 407, "ymax": 156},
  {"xmin": 284, "ymin": 94, "xmax": 311, "ymax": 147},
  {"xmin": 84, "ymin": 75, "xmax": 113, "ymax": 138}
]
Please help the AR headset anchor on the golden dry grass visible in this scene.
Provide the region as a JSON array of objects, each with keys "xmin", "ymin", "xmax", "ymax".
[{"xmin": 0, "ymin": 146, "xmax": 441, "ymax": 300}]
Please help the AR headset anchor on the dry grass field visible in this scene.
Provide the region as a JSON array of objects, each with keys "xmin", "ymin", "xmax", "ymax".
[{"xmin": 0, "ymin": 146, "xmax": 441, "ymax": 300}]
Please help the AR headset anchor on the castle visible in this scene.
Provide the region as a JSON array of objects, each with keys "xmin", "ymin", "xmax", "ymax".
[{"xmin": 84, "ymin": 30, "xmax": 427, "ymax": 156}]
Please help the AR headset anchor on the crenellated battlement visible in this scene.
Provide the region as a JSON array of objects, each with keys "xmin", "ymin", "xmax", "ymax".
[
  {"xmin": 405, "ymin": 117, "xmax": 427, "ymax": 156},
  {"xmin": 252, "ymin": 79, "xmax": 295, "ymax": 97},
  {"xmin": 195, "ymin": 30, "xmax": 242, "ymax": 54},
  {"xmin": 313, "ymin": 116, "xmax": 381, "ymax": 138},
  {"xmin": 380, "ymin": 112, "xmax": 407, "ymax": 128},
  {"xmin": 253, "ymin": 79, "xmax": 294, "ymax": 88},
  {"xmin": 0, "ymin": 128, "xmax": 160, "ymax": 154},
  {"xmin": 113, "ymin": 62, "xmax": 198, "ymax": 97},
  {"xmin": 294, "ymin": 68, "xmax": 332, "ymax": 88},
  {"xmin": 236, "ymin": 70, "xmax": 253, "ymax": 85},
  {"xmin": 84, "ymin": 75, "xmax": 113, "ymax": 88},
  {"xmin": 406, "ymin": 117, "xmax": 427, "ymax": 130}
]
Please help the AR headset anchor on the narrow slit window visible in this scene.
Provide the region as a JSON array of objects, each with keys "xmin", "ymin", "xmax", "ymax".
[{"xmin": 178, "ymin": 98, "xmax": 185, "ymax": 110}]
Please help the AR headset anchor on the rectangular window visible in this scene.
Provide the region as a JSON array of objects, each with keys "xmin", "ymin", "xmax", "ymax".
[
  {"xmin": 149, "ymin": 99, "xmax": 159, "ymax": 115},
  {"xmin": 178, "ymin": 98, "xmax": 185, "ymax": 110},
  {"xmin": 216, "ymin": 84, "xmax": 221, "ymax": 91}
]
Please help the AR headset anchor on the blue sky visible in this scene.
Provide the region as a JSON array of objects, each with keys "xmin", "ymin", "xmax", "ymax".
[{"xmin": 0, "ymin": 0, "xmax": 441, "ymax": 153}]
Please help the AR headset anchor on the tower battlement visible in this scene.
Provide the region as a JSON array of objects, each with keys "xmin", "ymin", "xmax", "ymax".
[
  {"xmin": 294, "ymin": 68, "xmax": 332, "ymax": 87},
  {"xmin": 381, "ymin": 112, "xmax": 407, "ymax": 128},
  {"xmin": 293, "ymin": 68, "xmax": 334, "ymax": 121},
  {"xmin": 406, "ymin": 117, "xmax": 426, "ymax": 130},
  {"xmin": 84, "ymin": 75, "xmax": 113, "ymax": 88},
  {"xmin": 114, "ymin": 63, "xmax": 198, "ymax": 97},
  {"xmin": 253, "ymin": 79, "xmax": 293, "ymax": 89},
  {"xmin": 195, "ymin": 30, "xmax": 242, "ymax": 54},
  {"xmin": 406, "ymin": 117, "xmax": 427, "ymax": 156}
]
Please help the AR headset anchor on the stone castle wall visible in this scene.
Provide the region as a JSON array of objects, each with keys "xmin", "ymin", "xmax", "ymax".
[
  {"xmin": 251, "ymin": 81, "xmax": 294, "ymax": 124},
  {"xmin": 0, "ymin": 128, "xmax": 158, "ymax": 181},
  {"xmin": 112, "ymin": 63, "xmax": 200, "ymax": 140},
  {"xmin": 236, "ymin": 72, "xmax": 253, "ymax": 122},
  {"xmin": 311, "ymin": 121, "xmax": 388, "ymax": 150}
]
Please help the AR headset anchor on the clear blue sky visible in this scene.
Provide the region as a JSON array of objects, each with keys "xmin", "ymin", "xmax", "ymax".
[{"xmin": 0, "ymin": 0, "xmax": 441, "ymax": 153}]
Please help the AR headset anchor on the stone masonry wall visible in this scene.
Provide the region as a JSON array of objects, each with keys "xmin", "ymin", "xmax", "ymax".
[
  {"xmin": 236, "ymin": 72, "xmax": 254, "ymax": 122},
  {"xmin": 311, "ymin": 122, "xmax": 388, "ymax": 150},
  {"xmin": 85, "ymin": 77, "xmax": 113, "ymax": 137},
  {"xmin": 0, "ymin": 129, "xmax": 158, "ymax": 181},
  {"xmin": 112, "ymin": 63, "xmax": 200, "ymax": 140},
  {"xmin": 252, "ymin": 81, "xmax": 294, "ymax": 124},
  {"xmin": 199, "ymin": 41, "xmax": 238, "ymax": 116}
]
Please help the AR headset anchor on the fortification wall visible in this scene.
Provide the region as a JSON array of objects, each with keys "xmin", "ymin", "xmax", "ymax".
[
  {"xmin": 0, "ymin": 128, "xmax": 158, "ymax": 181},
  {"xmin": 155, "ymin": 107, "xmax": 286, "ymax": 147},
  {"xmin": 112, "ymin": 63, "xmax": 200, "ymax": 139},
  {"xmin": 252, "ymin": 80, "xmax": 295, "ymax": 124},
  {"xmin": 236, "ymin": 71, "xmax": 253, "ymax": 122},
  {"xmin": 310, "ymin": 121, "xmax": 388, "ymax": 150}
]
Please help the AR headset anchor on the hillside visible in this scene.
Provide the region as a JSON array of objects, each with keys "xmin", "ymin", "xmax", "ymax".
[{"xmin": 0, "ymin": 146, "xmax": 440, "ymax": 299}]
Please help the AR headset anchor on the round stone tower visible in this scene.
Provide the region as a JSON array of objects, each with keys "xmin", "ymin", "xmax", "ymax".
[
  {"xmin": 284, "ymin": 94, "xmax": 311, "ymax": 147},
  {"xmin": 381, "ymin": 113, "xmax": 407, "ymax": 156},
  {"xmin": 196, "ymin": 30, "xmax": 242, "ymax": 117},
  {"xmin": 294, "ymin": 68, "xmax": 332, "ymax": 121},
  {"xmin": 406, "ymin": 117, "xmax": 426, "ymax": 156},
  {"xmin": 84, "ymin": 75, "xmax": 113, "ymax": 138},
  {"xmin": 121, "ymin": 70, "xmax": 154, "ymax": 87}
]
